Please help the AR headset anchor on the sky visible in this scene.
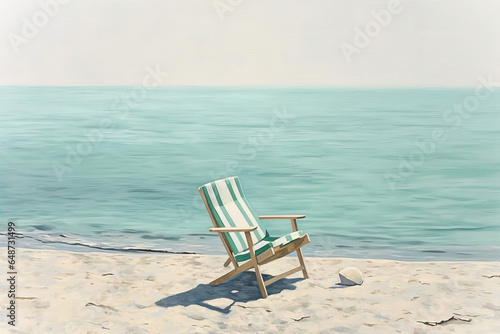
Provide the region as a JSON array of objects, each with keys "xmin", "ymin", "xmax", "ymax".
[{"xmin": 1, "ymin": 0, "xmax": 499, "ymax": 86}]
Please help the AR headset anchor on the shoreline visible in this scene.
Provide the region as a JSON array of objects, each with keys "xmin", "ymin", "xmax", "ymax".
[
  {"xmin": 2, "ymin": 248, "xmax": 499, "ymax": 333},
  {"xmin": 2, "ymin": 231, "xmax": 500, "ymax": 262}
]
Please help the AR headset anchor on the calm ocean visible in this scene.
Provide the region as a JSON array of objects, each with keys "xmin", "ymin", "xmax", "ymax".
[{"xmin": 1, "ymin": 86, "xmax": 499, "ymax": 260}]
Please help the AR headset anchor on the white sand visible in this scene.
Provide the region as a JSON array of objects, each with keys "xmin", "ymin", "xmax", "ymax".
[{"xmin": 1, "ymin": 248, "xmax": 499, "ymax": 333}]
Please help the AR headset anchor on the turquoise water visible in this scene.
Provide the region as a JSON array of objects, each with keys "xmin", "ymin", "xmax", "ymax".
[{"xmin": 1, "ymin": 86, "xmax": 499, "ymax": 260}]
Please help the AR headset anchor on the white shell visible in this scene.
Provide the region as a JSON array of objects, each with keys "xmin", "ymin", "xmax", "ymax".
[{"xmin": 338, "ymin": 266, "xmax": 364, "ymax": 286}]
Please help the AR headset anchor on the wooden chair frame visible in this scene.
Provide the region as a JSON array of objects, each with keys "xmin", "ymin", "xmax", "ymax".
[{"xmin": 199, "ymin": 188, "xmax": 310, "ymax": 298}]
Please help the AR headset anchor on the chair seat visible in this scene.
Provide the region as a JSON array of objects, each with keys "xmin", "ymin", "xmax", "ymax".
[{"xmin": 234, "ymin": 230, "xmax": 306, "ymax": 262}]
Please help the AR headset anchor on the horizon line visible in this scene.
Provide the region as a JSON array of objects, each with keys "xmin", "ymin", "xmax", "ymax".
[{"xmin": 1, "ymin": 85, "xmax": 496, "ymax": 89}]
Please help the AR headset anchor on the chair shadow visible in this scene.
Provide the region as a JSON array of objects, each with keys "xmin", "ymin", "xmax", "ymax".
[{"xmin": 155, "ymin": 272, "xmax": 304, "ymax": 314}]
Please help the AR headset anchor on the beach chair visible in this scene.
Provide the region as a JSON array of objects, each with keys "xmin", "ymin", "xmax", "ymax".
[{"xmin": 199, "ymin": 176, "xmax": 310, "ymax": 298}]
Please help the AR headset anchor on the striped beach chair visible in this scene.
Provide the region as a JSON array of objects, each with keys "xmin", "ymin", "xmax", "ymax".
[{"xmin": 199, "ymin": 176, "xmax": 310, "ymax": 298}]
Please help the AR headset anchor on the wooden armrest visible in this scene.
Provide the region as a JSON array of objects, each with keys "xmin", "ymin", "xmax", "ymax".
[
  {"xmin": 258, "ymin": 215, "xmax": 306, "ymax": 220},
  {"xmin": 209, "ymin": 226, "xmax": 257, "ymax": 233},
  {"xmin": 259, "ymin": 215, "xmax": 305, "ymax": 233}
]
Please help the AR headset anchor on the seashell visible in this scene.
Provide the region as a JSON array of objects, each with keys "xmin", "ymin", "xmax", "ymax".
[{"xmin": 339, "ymin": 266, "xmax": 364, "ymax": 286}]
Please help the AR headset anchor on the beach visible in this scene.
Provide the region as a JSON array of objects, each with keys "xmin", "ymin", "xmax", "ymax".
[
  {"xmin": 2, "ymin": 248, "xmax": 499, "ymax": 333},
  {"xmin": 2, "ymin": 0, "xmax": 500, "ymax": 332},
  {"xmin": 2, "ymin": 87, "xmax": 499, "ymax": 333}
]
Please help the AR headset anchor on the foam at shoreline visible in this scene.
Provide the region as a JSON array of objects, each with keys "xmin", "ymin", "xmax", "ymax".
[{"xmin": 3, "ymin": 231, "xmax": 499, "ymax": 261}]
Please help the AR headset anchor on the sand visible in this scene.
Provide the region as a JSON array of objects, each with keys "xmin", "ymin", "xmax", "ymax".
[{"xmin": 1, "ymin": 248, "xmax": 499, "ymax": 333}]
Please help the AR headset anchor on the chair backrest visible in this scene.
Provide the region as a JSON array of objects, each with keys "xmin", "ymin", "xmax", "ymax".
[{"xmin": 199, "ymin": 176, "xmax": 267, "ymax": 254}]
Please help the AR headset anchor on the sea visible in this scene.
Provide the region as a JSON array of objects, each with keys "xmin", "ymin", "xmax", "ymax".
[{"xmin": 1, "ymin": 86, "xmax": 499, "ymax": 261}]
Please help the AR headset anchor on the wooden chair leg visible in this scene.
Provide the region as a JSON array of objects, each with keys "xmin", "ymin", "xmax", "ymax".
[
  {"xmin": 210, "ymin": 259, "xmax": 254, "ymax": 285},
  {"xmin": 296, "ymin": 248, "xmax": 309, "ymax": 279},
  {"xmin": 223, "ymin": 257, "xmax": 232, "ymax": 267},
  {"xmin": 253, "ymin": 261, "xmax": 268, "ymax": 299},
  {"xmin": 290, "ymin": 219, "xmax": 309, "ymax": 279},
  {"xmin": 244, "ymin": 231, "xmax": 268, "ymax": 298}
]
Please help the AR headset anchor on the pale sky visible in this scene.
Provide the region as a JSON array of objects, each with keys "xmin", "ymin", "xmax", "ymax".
[{"xmin": 1, "ymin": 0, "xmax": 499, "ymax": 86}]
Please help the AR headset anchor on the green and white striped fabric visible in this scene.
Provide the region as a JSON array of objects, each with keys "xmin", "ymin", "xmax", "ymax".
[
  {"xmin": 200, "ymin": 176, "xmax": 306, "ymax": 262},
  {"xmin": 234, "ymin": 230, "xmax": 305, "ymax": 262},
  {"xmin": 200, "ymin": 176, "xmax": 266, "ymax": 253}
]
